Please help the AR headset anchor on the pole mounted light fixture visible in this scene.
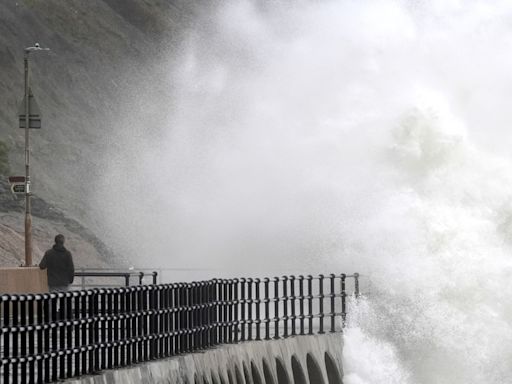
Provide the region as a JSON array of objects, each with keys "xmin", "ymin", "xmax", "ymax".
[{"xmin": 22, "ymin": 43, "xmax": 50, "ymax": 267}]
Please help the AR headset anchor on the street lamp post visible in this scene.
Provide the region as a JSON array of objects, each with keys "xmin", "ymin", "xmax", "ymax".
[{"xmin": 22, "ymin": 44, "xmax": 49, "ymax": 267}]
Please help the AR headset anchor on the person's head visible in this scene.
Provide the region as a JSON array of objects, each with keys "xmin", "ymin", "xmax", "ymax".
[{"xmin": 54, "ymin": 234, "xmax": 65, "ymax": 245}]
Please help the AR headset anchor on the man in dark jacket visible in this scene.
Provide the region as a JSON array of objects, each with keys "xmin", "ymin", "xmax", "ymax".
[{"xmin": 39, "ymin": 234, "xmax": 75, "ymax": 291}]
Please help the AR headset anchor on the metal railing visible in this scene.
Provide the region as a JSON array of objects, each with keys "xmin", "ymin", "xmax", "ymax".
[
  {"xmin": 0, "ymin": 273, "xmax": 359, "ymax": 384},
  {"xmin": 73, "ymin": 270, "xmax": 158, "ymax": 289}
]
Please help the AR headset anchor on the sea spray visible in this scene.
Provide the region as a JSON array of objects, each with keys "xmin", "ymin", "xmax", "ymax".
[{"xmin": 96, "ymin": 1, "xmax": 512, "ymax": 381}]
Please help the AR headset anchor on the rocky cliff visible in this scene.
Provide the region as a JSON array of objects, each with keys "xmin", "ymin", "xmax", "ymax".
[{"xmin": 0, "ymin": 0, "xmax": 198, "ymax": 266}]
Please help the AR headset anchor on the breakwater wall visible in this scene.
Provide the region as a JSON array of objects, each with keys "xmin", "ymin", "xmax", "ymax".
[{"xmin": 66, "ymin": 333, "xmax": 344, "ymax": 384}]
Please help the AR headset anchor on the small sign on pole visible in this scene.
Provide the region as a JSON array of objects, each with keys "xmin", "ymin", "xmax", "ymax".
[
  {"xmin": 8, "ymin": 176, "xmax": 26, "ymax": 183},
  {"xmin": 18, "ymin": 88, "xmax": 41, "ymax": 129},
  {"xmin": 8, "ymin": 176, "xmax": 27, "ymax": 195},
  {"xmin": 11, "ymin": 183, "xmax": 26, "ymax": 194}
]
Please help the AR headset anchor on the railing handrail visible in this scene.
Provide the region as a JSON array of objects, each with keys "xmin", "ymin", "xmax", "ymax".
[{"xmin": 73, "ymin": 270, "xmax": 158, "ymax": 288}]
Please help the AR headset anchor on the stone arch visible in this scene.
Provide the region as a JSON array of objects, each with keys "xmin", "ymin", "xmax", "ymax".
[
  {"xmin": 235, "ymin": 364, "xmax": 245, "ymax": 384},
  {"xmin": 262, "ymin": 358, "xmax": 276, "ymax": 384},
  {"xmin": 250, "ymin": 360, "xmax": 264, "ymax": 384},
  {"xmin": 217, "ymin": 369, "xmax": 228, "ymax": 384},
  {"xmin": 291, "ymin": 355, "xmax": 307, "ymax": 384},
  {"xmin": 325, "ymin": 352, "xmax": 343, "ymax": 384},
  {"xmin": 227, "ymin": 368, "xmax": 235, "ymax": 384},
  {"xmin": 211, "ymin": 370, "xmax": 220, "ymax": 384},
  {"xmin": 275, "ymin": 357, "xmax": 291, "ymax": 384},
  {"xmin": 307, "ymin": 354, "xmax": 325, "ymax": 384},
  {"xmin": 243, "ymin": 361, "xmax": 253, "ymax": 384}
]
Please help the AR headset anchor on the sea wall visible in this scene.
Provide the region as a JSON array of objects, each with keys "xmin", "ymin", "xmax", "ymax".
[{"xmin": 66, "ymin": 333, "xmax": 344, "ymax": 384}]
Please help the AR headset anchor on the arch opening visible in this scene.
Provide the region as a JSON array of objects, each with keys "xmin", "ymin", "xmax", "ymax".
[
  {"xmin": 235, "ymin": 364, "xmax": 245, "ymax": 384},
  {"xmin": 217, "ymin": 369, "xmax": 228, "ymax": 384},
  {"xmin": 227, "ymin": 368, "xmax": 235, "ymax": 384},
  {"xmin": 307, "ymin": 354, "xmax": 326, "ymax": 384},
  {"xmin": 243, "ymin": 362, "xmax": 253, "ymax": 384},
  {"xmin": 251, "ymin": 361, "xmax": 264, "ymax": 384},
  {"xmin": 211, "ymin": 371, "xmax": 220, "ymax": 384},
  {"xmin": 291, "ymin": 355, "xmax": 307, "ymax": 384},
  {"xmin": 275, "ymin": 357, "xmax": 291, "ymax": 384},
  {"xmin": 262, "ymin": 358, "xmax": 276, "ymax": 384},
  {"xmin": 325, "ymin": 352, "xmax": 343, "ymax": 384}
]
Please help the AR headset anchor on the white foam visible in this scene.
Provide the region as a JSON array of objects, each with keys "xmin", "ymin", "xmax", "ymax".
[{"xmin": 96, "ymin": 1, "xmax": 512, "ymax": 381}]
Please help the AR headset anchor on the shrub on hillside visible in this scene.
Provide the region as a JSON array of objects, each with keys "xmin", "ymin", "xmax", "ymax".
[{"xmin": 0, "ymin": 140, "xmax": 10, "ymax": 175}]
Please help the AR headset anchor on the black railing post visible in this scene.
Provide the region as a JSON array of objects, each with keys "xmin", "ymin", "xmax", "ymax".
[
  {"xmin": 2, "ymin": 295, "xmax": 13, "ymax": 383},
  {"xmin": 247, "ymin": 278, "xmax": 253, "ymax": 341},
  {"xmin": 188, "ymin": 282, "xmax": 195, "ymax": 352},
  {"xmin": 318, "ymin": 274, "xmax": 325, "ymax": 334},
  {"xmin": 273, "ymin": 277, "xmax": 280, "ymax": 339},
  {"xmin": 205, "ymin": 281, "xmax": 211, "ymax": 349},
  {"xmin": 114, "ymin": 288, "xmax": 122, "ymax": 367},
  {"xmin": 172, "ymin": 283, "xmax": 180, "ymax": 355},
  {"xmin": 126, "ymin": 287, "xmax": 135, "ymax": 366},
  {"xmin": 19, "ymin": 295, "xmax": 27, "ymax": 384},
  {"xmin": 158, "ymin": 285, "xmax": 165, "ymax": 358},
  {"xmin": 19, "ymin": 294, "xmax": 27, "ymax": 384},
  {"xmin": 282, "ymin": 276, "xmax": 288, "ymax": 338},
  {"xmin": 65, "ymin": 291, "xmax": 73, "ymax": 378},
  {"xmin": 199, "ymin": 281, "xmax": 207, "ymax": 349},
  {"xmin": 254, "ymin": 278, "xmax": 261, "ymax": 341},
  {"xmin": 298, "ymin": 275, "xmax": 305, "ymax": 335},
  {"xmin": 58, "ymin": 292, "xmax": 66, "ymax": 380},
  {"xmin": 169, "ymin": 284, "xmax": 176, "ymax": 357},
  {"xmin": 76, "ymin": 291, "xmax": 85, "ymax": 376},
  {"xmin": 263, "ymin": 278, "xmax": 270, "ymax": 340},
  {"xmin": 43, "ymin": 293, "xmax": 51, "ymax": 382},
  {"xmin": 354, "ymin": 272, "xmax": 360, "ymax": 298},
  {"xmin": 184, "ymin": 282, "xmax": 190, "ymax": 353},
  {"xmin": 152, "ymin": 271, "xmax": 158, "ymax": 285},
  {"xmin": 161, "ymin": 285, "xmax": 169, "ymax": 357},
  {"xmin": 290, "ymin": 275, "xmax": 296, "ymax": 336},
  {"xmin": 238, "ymin": 277, "xmax": 247, "ymax": 341},
  {"xmin": 307, "ymin": 275, "xmax": 313, "ymax": 335},
  {"xmin": 329, "ymin": 274, "xmax": 336, "ymax": 332},
  {"xmin": 222, "ymin": 279, "xmax": 229, "ymax": 344},
  {"xmin": 227, "ymin": 279, "xmax": 233, "ymax": 343},
  {"xmin": 11, "ymin": 295, "xmax": 19, "ymax": 384},
  {"xmin": 97, "ymin": 289, "xmax": 106, "ymax": 372},
  {"xmin": 50, "ymin": 293, "xmax": 58, "ymax": 381},
  {"xmin": 239, "ymin": 278, "xmax": 246, "ymax": 342},
  {"xmin": 211, "ymin": 279, "xmax": 218, "ymax": 347},
  {"xmin": 190, "ymin": 282, "xmax": 195, "ymax": 351},
  {"xmin": 27, "ymin": 294, "xmax": 36, "ymax": 383},
  {"xmin": 93, "ymin": 289, "xmax": 101, "ymax": 373},
  {"xmin": 149, "ymin": 285, "xmax": 157, "ymax": 359},
  {"xmin": 36, "ymin": 294, "xmax": 44, "ymax": 382},
  {"xmin": 1, "ymin": 296, "xmax": 6, "ymax": 384},
  {"xmin": 232, "ymin": 279, "xmax": 239, "ymax": 343},
  {"xmin": 105, "ymin": 289, "xmax": 113, "ymax": 370},
  {"xmin": 341, "ymin": 274, "xmax": 347, "ymax": 327}
]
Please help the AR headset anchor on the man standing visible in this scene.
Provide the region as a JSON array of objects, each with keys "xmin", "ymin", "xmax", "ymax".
[{"xmin": 39, "ymin": 234, "xmax": 75, "ymax": 291}]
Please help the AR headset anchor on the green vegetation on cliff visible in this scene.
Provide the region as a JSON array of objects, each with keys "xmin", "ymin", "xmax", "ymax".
[{"xmin": 0, "ymin": 140, "xmax": 9, "ymax": 176}]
